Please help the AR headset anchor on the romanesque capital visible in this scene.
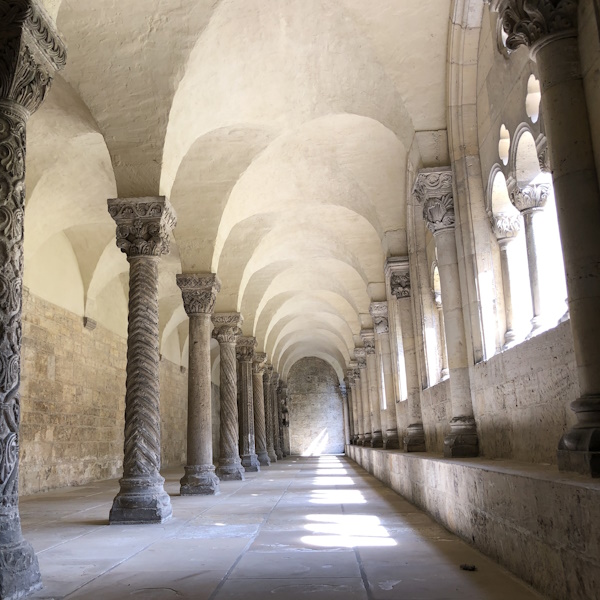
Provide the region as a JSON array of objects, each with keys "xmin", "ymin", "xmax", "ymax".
[
  {"xmin": 271, "ymin": 371, "xmax": 280, "ymax": 387},
  {"xmin": 236, "ymin": 336, "xmax": 256, "ymax": 362},
  {"xmin": 510, "ymin": 183, "xmax": 549, "ymax": 213},
  {"xmin": 370, "ymin": 302, "xmax": 389, "ymax": 335},
  {"xmin": 491, "ymin": 213, "xmax": 522, "ymax": 241},
  {"xmin": 346, "ymin": 369, "xmax": 356, "ymax": 385},
  {"xmin": 493, "ymin": 0, "xmax": 578, "ymax": 53},
  {"xmin": 176, "ymin": 273, "xmax": 221, "ymax": 316},
  {"xmin": 360, "ymin": 330, "xmax": 376, "ymax": 354},
  {"xmin": 264, "ymin": 363, "xmax": 273, "ymax": 382},
  {"xmin": 212, "ymin": 313, "xmax": 243, "ymax": 344},
  {"xmin": 538, "ymin": 145, "xmax": 551, "ymax": 173},
  {"xmin": 385, "ymin": 257, "xmax": 411, "ymax": 299},
  {"xmin": 355, "ymin": 347, "xmax": 367, "ymax": 368},
  {"xmin": 0, "ymin": 0, "xmax": 67, "ymax": 116},
  {"xmin": 108, "ymin": 197, "xmax": 177, "ymax": 258},
  {"xmin": 413, "ymin": 167, "xmax": 455, "ymax": 234},
  {"xmin": 253, "ymin": 352, "xmax": 267, "ymax": 374}
]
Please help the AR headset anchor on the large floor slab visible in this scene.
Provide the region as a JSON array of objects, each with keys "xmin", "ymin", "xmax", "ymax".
[{"xmin": 21, "ymin": 456, "xmax": 545, "ymax": 599}]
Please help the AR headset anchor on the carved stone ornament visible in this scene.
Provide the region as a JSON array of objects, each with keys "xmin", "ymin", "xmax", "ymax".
[
  {"xmin": 176, "ymin": 273, "xmax": 221, "ymax": 316},
  {"xmin": 494, "ymin": 0, "xmax": 579, "ymax": 52},
  {"xmin": 413, "ymin": 168, "xmax": 455, "ymax": 234},
  {"xmin": 538, "ymin": 145, "xmax": 551, "ymax": 173},
  {"xmin": 390, "ymin": 271, "xmax": 411, "ymax": 299},
  {"xmin": 510, "ymin": 183, "xmax": 549, "ymax": 213},
  {"xmin": 369, "ymin": 302, "xmax": 388, "ymax": 318},
  {"xmin": 354, "ymin": 347, "xmax": 367, "ymax": 368},
  {"xmin": 346, "ymin": 369, "xmax": 356, "ymax": 384},
  {"xmin": 491, "ymin": 212, "xmax": 522, "ymax": 240},
  {"xmin": 236, "ymin": 336, "xmax": 256, "ymax": 362},
  {"xmin": 212, "ymin": 313, "xmax": 243, "ymax": 344},
  {"xmin": 252, "ymin": 352, "xmax": 267, "ymax": 374},
  {"xmin": 360, "ymin": 330, "xmax": 376, "ymax": 354},
  {"xmin": 108, "ymin": 197, "xmax": 177, "ymax": 258}
]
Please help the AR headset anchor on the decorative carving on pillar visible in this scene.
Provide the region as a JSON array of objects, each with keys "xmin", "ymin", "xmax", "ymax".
[
  {"xmin": 236, "ymin": 336, "xmax": 256, "ymax": 363},
  {"xmin": 370, "ymin": 302, "xmax": 389, "ymax": 335},
  {"xmin": 510, "ymin": 183, "xmax": 549, "ymax": 213},
  {"xmin": 538, "ymin": 145, "xmax": 551, "ymax": 173},
  {"xmin": 413, "ymin": 168, "xmax": 455, "ymax": 234},
  {"xmin": 493, "ymin": 0, "xmax": 578, "ymax": 52},
  {"xmin": 176, "ymin": 273, "xmax": 220, "ymax": 315},
  {"xmin": 390, "ymin": 272, "xmax": 411, "ymax": 299},
  {"xmin": 0, "ymin": 4, "xmax": 65, "ymax": 595},
  {"xmin": 360, "ymin": 331, "xmax": 376, "ymax": 355},
  {"xmin": 252, "ymin": 352, "xmax": 270, "ymax": 466},
  {"xmin": 491, "ymin": 213, "xmax": 522, "ymax": 240}
]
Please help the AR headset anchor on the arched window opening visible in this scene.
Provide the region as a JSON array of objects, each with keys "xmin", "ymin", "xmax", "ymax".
[
  {"xmin": 499, "ymin": 124, "xmax": 511, "ymax": 166},
  {"xmin": 526, "ymin": 75, "xmax": 541, "ymax": 124}
]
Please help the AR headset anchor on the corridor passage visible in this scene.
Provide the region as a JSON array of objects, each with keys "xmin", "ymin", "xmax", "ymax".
[{"xmin": 23, "ymin": 456, "xmax": 544, "ymax": 599}]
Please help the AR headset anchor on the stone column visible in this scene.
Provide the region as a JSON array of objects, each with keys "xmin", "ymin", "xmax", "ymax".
[
  {"xmin": 344, "ymin": 374, "xmax": 355, "ymax": 444},
  {"xmin": 252, "ymin": 352, "xmax": 271, "ymax": 466},
  {"xmin": 510, "ymin": 183, "xmax": 551, "ymax": 336},
  {"xmin": 176, "ymin": 274, "xmax": 221, "ymax": 495},
  {"xmin": 264, "ymin": 365, "xmax": 278, "ymax": 462},
  {"xmin": 361, "ymin": 330, "xmax": 383, "ymax": 448},
  {"xmin": 0, "ymin": 3, "xmax": 65, "ymax": 596},
  {"xmin": 352, "ymin": 361, "xmax": 365, "ymax": 445},
  {"xmin": 387, "ymin": 259, "xmax": 426, "ymax": 451},
  {"xmin": 370, "ymin": 303, "xmax": 400, "ymax": 449},
  {"xmin": 347, "ymin": 363, "xmax": 359, "ymax": 443},
  {"xmin": 492, "ymin": 213, "xmax": 522, "ymax": 348},
  {"xmin": 108, "ymin": 198, "xmax": 176, "ymax": 523},
  {"xmin": 355, "ymin": 349, "xmax": 372, "ymax": 445},
  {"xmin": 414, "ymin": 168, "xmax": 478, "ymax": 457},
  {"xmin": 237, "ymin": 337, "xmax": 260, "ymax": 472},
  {"xmin": 433, "ymin": 291, "xmax": 450, "ymax": 380},
  {"xmin": 278, "ymin": 383, "xmax": 288, "ymax": 457},
  {"xmin": 272, "ymin": 372, "xmax": 283, "ymax": 460},
  {"xmin": 497, "ymin": 0, "xmax": 600, "ymax": 476},
  {"xmin": 213, "ymin": 313, "xmax": 245, "ymax": 481}
]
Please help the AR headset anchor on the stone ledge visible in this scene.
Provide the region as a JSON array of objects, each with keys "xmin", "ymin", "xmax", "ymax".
[{"xmin": 346, "ymin": 445, "xmax": 600, "ymax": 600}]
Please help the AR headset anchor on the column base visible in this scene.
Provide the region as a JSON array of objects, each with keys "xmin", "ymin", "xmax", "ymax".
[
  {"xmin": 370, "ymin": 432, "xmax": 383, "ymax": 448},
  {"xmin": 268, "ymin": 448, "xmax": 278, "ymax": 462},
  {"xmin": 241, "ymin": 453, "xmax": 261, "ymax": 472},
  {"xmin": 180, "ymin": 465, "xmax": 220, "ymax": 495},
  {"xmin": 0, "ymin": 539, "xmax": 42, "ymax": 600},
  {"xmin": 404, "ymin": 423, "xmax": 426, "ymax": 452},
  {"xmin": 443, "ymin": 417, "xmax": 479, "ymax": 458},
  {"xmin": 257, "ymin": 450, "xmax": 271, "ymax": 466},
  {"xmin": 503, "ymin": 329, "xmax": 518, "ymax": 350},
  {"xmin": 110, "ymin": 475, "xmax": 173, "ymax": 524},
  {"xmin": 275, "ymin": 449, "xmax": 284, "ymax": 460},
  {"xmin": 363, "ymin": 434, "xmax": 372, "ymax": 446},
  {"xmin": 557, "ymin": 396, "xmax": 600, "ymax": 477},
  {"xmin": 217, "ymin": 459, "xmax": 245, "ymax": 481},
  {"xmin": 383, "ymin": 430, "xmax": 400, "ymax": 449},
  {"xmin": 356, "ymin": 437, "xmax": 365, "ymax": 446}
]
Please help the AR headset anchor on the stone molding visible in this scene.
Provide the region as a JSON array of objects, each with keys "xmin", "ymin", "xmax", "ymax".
[
  {"xmin": 176, "ymin": 273, "xmax": 221, "ymax": 316},
  {"xmin": 355, "ymin": 348, "xmax": 367, "ymax": 368},
  {"xmin": 212, "ymin": 313, "xmax": 243, "ymax": 344},
  {"xmin": 252, "ymin": 352, "xmax": 267, "ymax": 374},
  {"xmin": 236, "ymin": 336, "xmax": 256, "ymax": 362},
  {"xmin": 491, "ymin": 213, "xmax": 522, "ymax": 240},
  {"xmin": 391, "ymin": 271, "xmax": 411, "ymax": 299},
  {"xmin": 108, "ymin": 197, "xmax": 177, "ymax": 258},
  {"xmin": 413, "ymin": 167, "xmax": 455, "ymax": 234},
  {"xmin": 493, "ymin": 0, "xmax": 578, "ymax": 52},
  {"xmin": 360, "ymin": 330, "xmax": 376, "ymax": 354},
  {"xmin": 370, "ymin": 302, "xmax": 389, "ymax": 335},
  {"xmin": 538, "ymin": 145, "xmax": 551, "ymax": 173},
  {"xmin": 0, "ymin": 0, "xmax": 67, "ymax": 116},
  {"xmin": 510, "ymin": 183, "xmax": 549, "ymax": 213}
]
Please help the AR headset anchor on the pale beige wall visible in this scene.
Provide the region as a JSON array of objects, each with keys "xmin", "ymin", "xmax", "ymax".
[{"xmin": 420, "ymin": 379, "xmax": 451, "ymax": 454}]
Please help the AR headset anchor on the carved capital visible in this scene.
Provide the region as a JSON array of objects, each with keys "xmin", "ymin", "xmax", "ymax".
[
  {"xmin": 108, "ymin": 197, "xmax": 177, "ymax": 258},
  {"xmin": 252, "ymin": 352, "xmax": 267, "ymax": 374},
  {"xmin": 212, "ymin": 313, "xmax": 243, "ymax": 344},
  {"xmin": 360, "ymin": 329, "xmax": 376, "ymax": 354},
  {"xmin": 370, "ymin": 302, "xmax": 389, "ymax": 335},
  {"xmin": 491, "ymin": 212, "xmax": 522, "ymax": 240},
  {"xmin": 494, "ymin": 0, "xmax": 578, "ymax": 52},
  {"xmin": 236, "ymin": 336, "xmax": 256, "ymax": 362},
  {"xmin": 538, "ymin": 145, "xmax": 551, "ymax": 173},
  {"xmin": 391, "ymin": 271, "xmax": 411, "ymax": 299},
  {"xmin": 413, "ymin": 168, "xmax": 455, "ymax": 234},
  {"xmin": 176, "ymin": 273, "xmax": 221, "ymax": 316},
  {"xmin": 0, "ymin": 0, "xmax": 67, "ymax": 116},
  {"xmin": 271, "ymin": 371, "xmax": 280, "ymax": 387},
  {"xmin": 510, "ymin": 183, "xmax": 549, "ymax": 213},
  {"xmin": 354, "ymin": 347, "xmax": 367, "ymax": 367}
]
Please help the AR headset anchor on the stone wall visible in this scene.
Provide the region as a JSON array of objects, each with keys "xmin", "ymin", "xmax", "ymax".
[
  {"xmin": 420, "ymin": 378, "xmax": 450, "ymax": 453},
  {"xmin": 287, "ymin": 357, "xmax": 344, "ymax": 455},
  {"xmin": 471, "ymin": 322, "xmax": 577, "ymax": 464},
  {"xmin": 348, "ymin": 446, "xmax": 600, "ymax": 600},
  {"xmin": 20, "ymin": 290, "xmax": 188, "ymax": 496}
]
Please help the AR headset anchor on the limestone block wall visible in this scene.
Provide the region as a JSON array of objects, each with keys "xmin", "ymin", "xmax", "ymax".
[
  {"xmin": 471, "ymin": 322, "xmax": 577, "ymax": 464},
  {"xmin": 348, "ymin": 446, "xmax": 600, "ymax": 600},
  {"xmin": 420, "ymin": 378, "xmax": 450, "ymax": 453},
  {"xmin": 20, "ymin": 290, "xmax": 189, "ymax": 495},
  {"xmin": 287, "ymin": 357, "xmax": 344, "ymax": 455}
]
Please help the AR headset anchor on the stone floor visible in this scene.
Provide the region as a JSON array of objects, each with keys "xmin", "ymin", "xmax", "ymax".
[{"xmin": 21, "ymin": 456, "xmax": 546, "ymax": 599}]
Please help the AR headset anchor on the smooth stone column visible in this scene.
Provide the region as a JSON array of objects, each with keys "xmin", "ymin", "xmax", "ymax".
[
  {"xmin": 387, "ymin": 257, "xmax": 426, "ymax": 451},
  {"xmin": 341, "ymin": 382, "xmax": 351, "ymax": 446},
  {"xmin": 414, "ymin": 168, "xmax": 478, "ymax": 457},
  {"xmin": 213, "ymin": 313, "xmax": 245, "ymax": 481},
  {"xmin": 352, "ymin": 361, "xmax": 365, "ymax": 445},
  {"xmin": 237, "ymin": 337, "xmax": 260, "ymax": 472},
  {"xmin": 0, "ymin": 3, "xmax": 65, "ymax": 596},
  {"xmin": 345, "ymin": 372, "xmax": 356, "ymax": 443},
  {"xmin": 272, "ymin": 372, "xmax": 284, "ymax": 460},
  {"xmin": 433, "ymin": 291, "xmax": 450, "ymax": 380},
  {"xmin": 108, "ymin": 197, "xmax": 176, "ymax": 523},
  {"xmin": 361, "ymin": 331, "xmax": 383, "ymax": 448},
  {"xmin": 370, "ymin": 303, "xmax": 400, "ymax": 449},
  {"xmin": 511, "ymin": 183, "xmax": 551, "ymax": 336},
  {"xmin": 177, "ymin": 274, "xmax": 221, "ymax": 495},
  {"xmin": 355, "ymin": 349, "xmax": 372, "ymax": 445},
  {"xmin": 498, "ymin": 0, "xmax": 600, "ymax": 476},
  {"xmin": 264, "ymin": 365, "xmax": 278, "ymax": 462},
  {"xmin": 252, "ymin": 353, "xmax": 271, "ymax": 466},
  {"xmin": 347, "ymin": 363, "xmax": 359, "ymax": 444}
]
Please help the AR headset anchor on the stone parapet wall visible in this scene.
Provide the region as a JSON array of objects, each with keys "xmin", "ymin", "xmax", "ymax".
[
  {"xmin": 420, "ymin": 378, "xmax": 450, "ymax": 453},
  {"xmin": 347, "ymin": 446, "xmax": 600, "ymax": 600}
]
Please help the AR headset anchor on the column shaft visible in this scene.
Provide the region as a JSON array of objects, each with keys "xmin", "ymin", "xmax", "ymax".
[
  {"xmin": 238, "ymin": 338, "xmax": 259, "ymax": 472},
  {"xmin": 272, "ymin": 374, "xmax": 283, "ymax": 460},
  {"xmin": 264, "ymin": 367, "xmax": 277, "ymax": 462},
  {"xmin": 252, "ymin": 354, "xmax": 270, "ymax": 466},
  {"xmin": 498, "ymin": 237, "xmax": 518, "ymax": 347}
]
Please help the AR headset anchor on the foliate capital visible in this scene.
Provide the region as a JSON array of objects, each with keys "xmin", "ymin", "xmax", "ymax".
[
  {"xmin": 236, "ymin": 336, "xmax": 256, "ymax": 362},
  {"xmin": 413, "ymin": 167, "xmax": 455, "ymax": 234},
  {"xmin": 491, "ymin": 213, "xmax": 522, "ymax": 240},
  {"xmin": 176, "ymin": 273, "xmax": 221, "ymax": 316},
  {"xmin": 212, "ymin": 313, "xmax": 243, "ymax": 344},
  {"xmin": 252, "ymin": 352, "xmax": 267, "ymax": 374},
  {"xmin": 360, "ymin": 329, "xmax": 376, "ymax": 354},
  {"xmin": 370, "ymin": 302, "xmax": 389, "ymax": 335},
  {"xmin": 494, "ymin": 0, "xmax": 578, "ymax": 53},
  {"xmin": 510, "ymin": 183, "xmax": 549, "ymax": 213},
  {"xmin": 272, "ymin": 371, "xmax": 280, "ymax": 387},
  {"xmin": 108, "ymin": 197, "xmax": 177, "ymax": 258},
  {"xmin": 391, "ymin": 271, "xmax": 411, "ymax": 299},
  {"xmin": 354, "ymin": 348, "xmax": 367, "ymax": 367},
  {"xmin": 0, "ymin": 0, "xmax": 67, "ymax": 115}
]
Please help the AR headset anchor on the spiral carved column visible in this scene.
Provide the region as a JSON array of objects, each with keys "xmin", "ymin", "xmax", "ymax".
[
  {"xmin": 237, "ymin": 337, "xmax": 260, "ymax": 472},
  {"xmin": 0, "ymin": 2, "xmax": 66, "ymax": 596},
  {"xmin": 264, "ymin": 365, "xmax": 277, "ymax": 462},
  {"xmin": 252, "ymin": 353, "xmax": 270, "ymax": 466},
  {"xmin": 213, "ymin": 314, "xmax": 245, "ymax": 481},
  {"xmin": 272, "ymin": 372, "xmax": 283, "ymax": 460},
  {"xmin": 108, "ymin": 197, "xmax": 176, "ymax": 523}
]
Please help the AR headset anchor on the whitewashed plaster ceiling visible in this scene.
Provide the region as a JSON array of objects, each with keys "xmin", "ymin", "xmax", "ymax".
[{"xmin": 26, "ymin": 0, "xmax": 452, "ymax": 381}]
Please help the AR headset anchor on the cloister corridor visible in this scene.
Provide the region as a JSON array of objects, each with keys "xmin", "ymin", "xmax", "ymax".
[{"xmin": 21, "ymin": 456, "xmax": 543, "ymax": 600}]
